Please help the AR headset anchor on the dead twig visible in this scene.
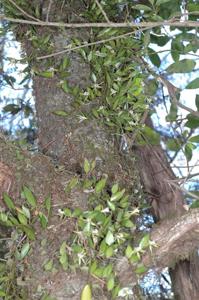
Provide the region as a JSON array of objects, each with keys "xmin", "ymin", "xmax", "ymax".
[
  {"xmin": 95, "ymin": 0, "xmax": 110, "ymax": 23},
  {"xmin": 7, "ymin": 0, "xmax": 42, "ymax": 22}
]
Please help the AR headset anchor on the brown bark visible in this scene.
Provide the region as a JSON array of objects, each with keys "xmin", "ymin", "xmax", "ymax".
[
  {"xmin": 2, "ymin": 1, "xmax": 199, "ymax": 299},
  {"xmin": 135, "ymin": 117, "xmax": 199, "ymax": 299},
  {"xmin": 1, "ymin": 135, "xmax": 199, "ymax": 298}
]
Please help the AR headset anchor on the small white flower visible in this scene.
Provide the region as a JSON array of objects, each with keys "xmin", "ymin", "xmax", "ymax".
[
  {"xmin": 57, "ymin": 209, "xmax": 64, "ymax": 216},
  {"xmin": 118, "ymin": 287, "xmax": 133, "ymax": 297},
  {"xmin": 101, "ymin": 207, "xmax": 110, "ymax": 213},
  {"xmin": 78, "ymin": 115, "xmax": 88, "ymax": 123}
]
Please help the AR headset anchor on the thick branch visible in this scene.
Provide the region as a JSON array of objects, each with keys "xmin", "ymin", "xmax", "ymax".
[{"xmin": 143, "ymin": 209, "xmax": 199, "ymax": 269}]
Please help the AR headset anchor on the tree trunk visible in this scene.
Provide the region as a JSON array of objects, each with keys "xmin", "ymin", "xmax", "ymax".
[
  {"xmin": 135, "ymin": 117, "xmax": 199, "ymax": 299},
  {"xmin": 1, "ymin": 1, "xmax": 199, "ymax": 299}
]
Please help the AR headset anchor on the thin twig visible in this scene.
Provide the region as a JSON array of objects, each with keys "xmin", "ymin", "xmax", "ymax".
[
  {"xmin": 36, "ymin": 28, "xmax": 150, "ymax": 60},
  {"xmin": 1, "ymin": 14, "xmax": 199, "ymax": 28},
  {"xmin": 167, "ymin": 180, "xmax": 199, "ymax": 200},
  {"xmin": 95, "ymin": 0, "xmax": 110, "ymax": 23},
  {"xmin": 46, "ymin": 0, "xmax": 53, "ymax": 22},
  {"xmin": 7, "ymin": 0, "xmax": 42, "ymax": 22},
  {"xmin": 158, "ymin": 76, "xmax": 199, "ymax": 118}
]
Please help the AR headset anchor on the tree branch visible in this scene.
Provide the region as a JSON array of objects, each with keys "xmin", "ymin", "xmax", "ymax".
[
  {"xmin": 1, "ymin": 14, "xmax": 199, "ymax": 29},
  {"xmin": 142, "ymin": 209, "xmax": 199, "ymax": 269}
]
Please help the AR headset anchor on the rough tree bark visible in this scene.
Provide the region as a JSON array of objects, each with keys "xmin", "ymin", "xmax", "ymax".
[
  {"xmin": 1, "ymin": 0, "xmax": 199, "ymax": 299},
  {"xmin": 135, "ymin": 117, "xmax": 199, "ymax": 299}
]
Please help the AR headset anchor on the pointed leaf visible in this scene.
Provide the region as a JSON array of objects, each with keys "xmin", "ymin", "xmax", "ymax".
[
  {"xmin": 3, "ymin": 193, "xmax": 15, "ymax": 210},
  {"xmin": 195, "ymin": 95, "xmax": 199, "ymax": 111},
  {"xmin": 81, "ymin": 284, "xmax": 92, "ymax": 300},
  {"xmin": 110, "ymin": 189, "xmax": 125, "ymax": 201},
  {"xmin": 134, "ymin": 4, "xmax": 152, "ymax": 11},
  {"xmin": 139, "ymin": 234, "xmax": 150, "ymax": 249},
  {"xmin": 84, "ymin": 159, "xmax": 90, "ymax": 174},
  {"xmin": 107, "ymin": 276, "xmax": 115, "ymax": 291},
  {"xmin": 52, "ymin": 110, "xmax": 68, "ymax": 117},
  {"xmin": 20, "ymin": 242, "xmax": 30, "ymax": 259},
  {"xmin": 45, "ymin": 196, "xmax": 51, "ymax": 215},
  {"xmin": 166, "ymin": 59, "xmax": 196, "ymax": 74},
  {"xmin": 185, "ymin": 114, "xmax": 199, "ymax": 129},
  {"xmin": 186, "ymin": 78, "xmax": 199, "ymax": 89},
  {"xmin": 23, "ymin": 186, "xmax": 37, "ymax": 208},
  {"xmin": 105, "ymin": 231, "xmax": 114, "ymax": 246},
  {"xmin": 95, "ymin": 178, "xmax": 107, "ymax": 193},
  {"xmin": 189, "ymin": 135, "xmax": 199, "ymax": 143},
  {"xmin": 156, "ymin": 0, "xmax": 172, "ymax": 6}
]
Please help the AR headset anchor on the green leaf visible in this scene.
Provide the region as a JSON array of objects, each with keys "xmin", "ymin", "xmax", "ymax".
[
  {"xmin": 139, "ymin": 234, "xmax": 150, "ymax": 249},
  {"xmin": 23, "ymin": 186, "xmax": 37, "ymax": 208},
  {"xmin": 17, "ymin": 212, "xmax": 28, "ymax": 225},
  {"xmin": 105, "ymin": 231, "xmax": 114, "ymax": 246},
  {"xmin": 52, "ymin": 110, "xmax": 68, "ymax": 117},
  {"xmin": 37, "ymin": 70, "xmax": 54, "ymax": 78},
  {"xmin": 0, "ymin": 290, "xmax": 6, "ymax": 297},
  {"xmin": 195, "ymin": 95, "xmax": 199, "ymax": 111},
  {"xmin": 141, "ymin": 126, "xmax": 160, "ymax": 145},
  {"xmin": 166, "ymin": 59, "xmax": 196, "ymax": 74},
  {"xmin": 95, "ymin": 178, "xmax": 107, "ymax": 193},
  {"xmin": 189, "ymin": 135, "xmax": 199, "ymax": 143},
  {"xmin": 111, "ymin": 183, "xmax": 119, "ymax": 194},
  {"xmin": 44, "ymin": 259, "xmax": 53, "ymax": 271},
  {"xmin": 0, "ymin": 212, "xmax": 7, "ymax": 223},
  {"xmin": 59, "ymin": 241, "xmax": 68, "ymax": 271},
  {"xmin": 134, "ymin": 4, "xmax": 152, "ymax": 11},
  {"xmin": 166, "ymin": 103, "xmax": 177, "ymax": 122},
  {"xmin": 61, "ymin": 81, "xmax": 70, "ymax": 93},
  {"xmin": 41, "ymin": 295, "xmax": 57, "ymax": 300},
  {"xmin": 107, "ymin": 276, "xmax": 115, "ymax": 291},
  {"xmin": 190, "ymin": 200, "xmax": 199, "ymax": 209},
  {"xmin": 110, "ymin": 189, "xmax": 125, "ymax": 201},
  {"xmin": 65, "ymin": 177, "xmax": 78, "ymax": 192},
  {"xmin": 89, "ymin": 261, "xmax": 98, "ymax": 274},
  {"xmin": 63, "ymin": 208, "xmax": 72, "ymax": 217},
  {"xmin": 185, "ymin": 114, "xmax": 199, "ymax": 129},
  {"xmin": 186, "ymin": 78, "xmax": 199, "ymax": 89},
  {"xmin": 107, "ymin": 200, "xmax": 115, "ymax": 211},
  {"xmin": 84, "ymin": 159, "xmax": 90, "ymax": 174},
  {"xmin": 39, "ymin": 212, "xmax": 48, "ymax": 229},
  {"xmin": 148, "ymin": 47, "xmax": 161, "ymax": 67},
  {"xmin": 72, "ymin": 208, "xmax": 82, "ymax": 217},
  {"xmin": 81, "ymin": 284, "xmax": 92, "ymax": 300},
  {"xmin": 148, "ymin": 0, "xmax": 154, "ymax": 5},
  {"xmin": 171, "ymin": 39, "xmax": 180, "ymax": 62},
  {"xmin": 125, "ymin": 245, "xmax": 133, "ymax": 259},
  {"xmin": 122, "ymin": 219, "xmax": 135, "ymax": 228},
  {"xmin": 22, "ymin": 206, "xmax": 31, "ymax": 219},
  {"xmin": 18, "ymin": 225, "xmax": 35, "ymax": 240},
  {"xmin": 45, "ymin": 196, "xmax": 51, "ymax": 215},
  {"xmin": 20, "ymin": 242, "xmax": 30, "ymax": 259},
  {"xmin": 135, "ymin": 264, "xmax": 147, "ymax": 274},
  {"xmin": 166, "ymin": 139, "xmax": 181, "ymax": 152},
  {"xmin": 184, "ymin": 143, "xmax": 194, "ymax": 161},
  {"xmin": 156, "ymin": 0, "xmax": 172, "ymax": 6},
  {"xmin": 150, "ymin": 34, "xmax": 170, "ymax": 46},
  {"xmin": 105, "ymin": 246, "xmax": 114, "ymax": 258},
  {"xmin": 102, "ymin": 264, "xmax": 113, "ymax": 278},
  {"xmin": 3, "ymin": 193, "xmax": 15, "ymax": 210},
  {"xmin": 3, "ymin": 104, "xmax": 21, "ymax": 115}
]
